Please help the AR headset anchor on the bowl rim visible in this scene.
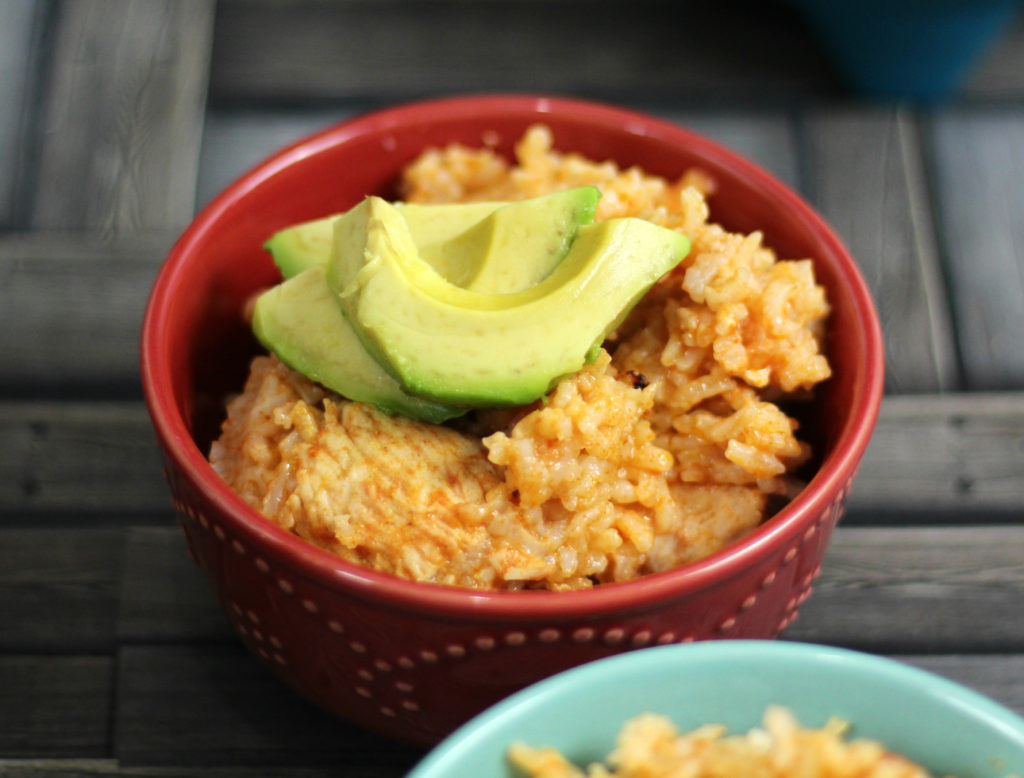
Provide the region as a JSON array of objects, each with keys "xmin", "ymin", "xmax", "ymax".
[
  {"xmin": 406, "ymin": 640, "xmax": 1024, "ymax": 776},
  {"xmin": 141, "ymin": 93, "xmax": 885, "ymax": 619}
]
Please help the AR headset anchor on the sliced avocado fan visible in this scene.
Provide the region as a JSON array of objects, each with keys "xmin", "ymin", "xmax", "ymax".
[
  {"xmin": 257, "ymin": 189, "xmax": 689, "ymax": 419},
  {"xmin": 327, "ymin": 196, "xmax": 690, "ymax": 407},
  {"xmin": 262, "ymin": 186, "xmax": 600, "ymax": 292}
]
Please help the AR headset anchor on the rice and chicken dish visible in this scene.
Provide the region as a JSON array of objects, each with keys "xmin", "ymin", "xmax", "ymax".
[
  {"xmin": 508, "ymin": 706, "xmax": 954, "ymax": 778},
  {"xmin": 210, "ymin": 125, "xmax": 832, "ymax": 590}
]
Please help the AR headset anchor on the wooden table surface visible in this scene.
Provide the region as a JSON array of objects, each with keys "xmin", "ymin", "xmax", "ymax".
[{"xmin": 2, "ymin": 1, "xmax": 1023, "ymax": 775}]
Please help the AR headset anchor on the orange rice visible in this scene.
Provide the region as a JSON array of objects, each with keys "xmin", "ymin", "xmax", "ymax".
[
  {"xmin": 209, "ymin": 125, "xmax": 832, "ymax": 590},
  {"xmin": 508, "ymin": 706, "xmax": 945, "ymax": 778}
]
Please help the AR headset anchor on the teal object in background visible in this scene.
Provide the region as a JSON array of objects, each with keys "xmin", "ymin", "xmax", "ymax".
[
  {"xmin": 408, "ymin": 641, "xmax": 1024, "ymax": 777},
  {"xmin": 787, "ymin": 0, "xmax": 1021, "ymax": 101}
]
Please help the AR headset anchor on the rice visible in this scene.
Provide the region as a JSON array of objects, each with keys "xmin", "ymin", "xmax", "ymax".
[
  {"xmin": 507, "ymin": 706, "xmax": 943, "ymax": 778},
  {"xmin": 209, "ymin": 125, "xmax": 832, "ymax": 590}
]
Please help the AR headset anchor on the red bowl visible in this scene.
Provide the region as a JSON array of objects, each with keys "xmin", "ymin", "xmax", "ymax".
[{"xmin": 141, "ymin": 95, "xmax": 884, "ymax": 747}]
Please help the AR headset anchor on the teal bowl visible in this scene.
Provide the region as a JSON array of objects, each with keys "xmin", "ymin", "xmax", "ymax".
[{"xmin": 409, "ymin": 641, "xmax": 1024, "ymax": 777}]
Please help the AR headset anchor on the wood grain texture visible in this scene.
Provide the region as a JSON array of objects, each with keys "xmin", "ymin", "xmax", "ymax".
[
  {"xmin": 17, "ymin": 522, "xmax": 1020, "ymax": 657},
  {"xmin": 115, "ymin": 644, "xmax": 422, "ymax": 770},
  {"xmin": 802, "ymin": 108, "xmax": 959, "ymax": 394},
  {"xmin": 903, "ymin": 654, "xmax": 1024, "ymax": 718},
  {"xmin": 0, "ymin": 656, "xmax": 113, "ymax": 758},
  {"xmin": 31, "ymin": 0, "xmax": 214, "ymax": 233},
  {"xmin": 118, "ymin": 527, "xmax": 234, "ymax": 643},
  {"xmin": 3, "ymin": 394, "xmax": 1020, "ymax": 519},
  {"xmin": 929, "ymin": 107, "xmax": 1024, "ymax": 390},
  {"xmin": 209, "ymin": 0, "xmax": 838, "ymax": 103},
  {"xmin": 0, "ymin": 0, "xmax": 46, "ymax": 229},
  {"xmin": 0, "ymin": 529, "xmax": 123, "ymax": 652},
  {"xmin": 656, "ymin": 108, "xmax": 800, "ymax": 190},
  {"xmin": 785, "ymin": 526, "xmax": 1024, "ymax": 652},
  {"xmin": 196, "ymin": 108, "xmax": 361, "ymax": 210},
  {"xmin": 0, "ymin": 232, "xmax": 172, "ymax": 394},
  {"xmin": 0, "ymin": 761, "xmax": 350, "ymax": 777},
  {"xmin": 845, "ymin": 393, "xmax": 1024, "ymax": 519},
  {"xmin": 0, "ymin": 402, "xmax": 166, "ymax": 516}
]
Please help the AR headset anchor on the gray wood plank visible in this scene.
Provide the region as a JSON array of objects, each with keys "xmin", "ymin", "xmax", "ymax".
[
  {"xmin": 785, "ymin": 526, "xmax": 1024, "ymax": 652},
  {"xmin": 929, "ymin": 107, "xmax": 1024, "ymax": 390},
  {"xmin": 0, "ymin": 0, "xmax": 46, "ymax": 229},
  {"xmin": 654, "ymin": 108, "xmax": 800, "ymax": 191},
  {"xmin": 0, "ymin": 761, "xmax": 350, "ymax": 777},
  {"xmin": 903, "ymin": 654, "xmax": 1024, "ymax": 718},
  {"xmin": 31, "ymin": 0, "xmax": 214, "ymax": 233},
  {"xmin": 1, "ymin": 393, "xmax": 1022, "ymax": 519},
  {"xmin": 118, "ymin": 527, "xmax": 234, "ymax": 643},
  {"xmin": 106, "ymin": 522, "xmax": 1024, "ymax": 656},
  {"xmin": 0, "ymin": 528, "xmax": 123, "ymax": 651},
  {"xmin": 846, "ymin": 393, "xmax": 1024, "ymax": 519},
  {"xmin": 0, "ymin": 656, "xmax": 113, "ymax": 758},
  {"xmin": 0, "ymin": 232, "xmax": 172, "ymax": 393},
  {"xmin": 196, "ymin": 108, "xmax": 360, "ymax": 210},
  {"xmin": 196, "ymin": 106, "xmax": 800, "ymax": 214},
  {"xmin": 115, "ymin": 644, "xmax": 421, "ymax": 770},
  {"xmin": 803, "ymin": 107, "xmax": 959, "ymax": 394},
  {"xmin": 0, "ymin": 402, "xmax": 166, "ymax": 516},
  {"xmin": 209, "ymin": 0, "xmax": 838, "ymax": 103}
]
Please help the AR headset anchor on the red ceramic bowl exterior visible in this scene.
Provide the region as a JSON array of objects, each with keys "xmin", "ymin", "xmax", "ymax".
[{"xmin": 141, "ymin": 95, "xmax": 884, "ymax": 746}]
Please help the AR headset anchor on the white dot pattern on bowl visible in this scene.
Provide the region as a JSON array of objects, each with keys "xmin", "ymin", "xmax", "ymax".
[
  {"xmin": 769, "ymin": 491, "xmax": 847, "ymax": 635},
  {"xmin": 572, "ymin": 627, "xmax": 595, "ymax": 643},
  {"xmin": 176, "ymin": 478, "xmax": 850, "ymax": 726},
  {"xmin": 603, "ymin": 628, "xmax": 625, "ymax": 645}
]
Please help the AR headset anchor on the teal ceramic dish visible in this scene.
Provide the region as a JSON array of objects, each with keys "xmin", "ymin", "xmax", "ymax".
[
  {"xmin": 409, "ymin": 641, "xmax": 1024, "ymax": 777},
  {"xmin": 786, "ymin": 0, "xmax": 1020, "ymax": 101}
]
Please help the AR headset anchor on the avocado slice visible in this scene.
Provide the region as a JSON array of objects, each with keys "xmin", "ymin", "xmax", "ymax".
[
  {"xmin": 262, "ymin": 201, "xmax": 504, "ymax": 280},
  {"xmin": 328, "ymin": 197, "xmax": 690, "ymax": 407},
  {"xmin": 417, "ymin": 187, "xmax": 600, "ymax": 292},
  {"xmin": 251, "ymin": 265, "xmax": 466, "ymax": 424},
  {"xmin": 262, "ymin": 187, "xmax": 598, "ymax": 294},
  {"xmin": 263, "ymin": 215, "xmax": 336, "ymax": 279}
]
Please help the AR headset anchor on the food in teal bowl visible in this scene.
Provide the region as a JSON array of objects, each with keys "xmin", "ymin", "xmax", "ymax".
[{"xmin": 408, "ymin": 641, "xmax": 1024, "ymax": 777}]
